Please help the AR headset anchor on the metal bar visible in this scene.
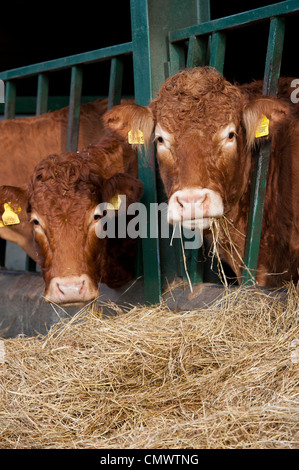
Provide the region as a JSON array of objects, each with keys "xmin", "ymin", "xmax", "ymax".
[
  {"xmin": 36, "ymin": 73, "xmax": 49, "ymax": 115},
  {"xmin": 263, "ymin": 16, "xmax": 286, "ymax": 96},
  {"xmin": 209, "ymin": 31, "xmax": 226, "ymax": 74},
  {"xmin": 169, "ymin": 42, "xmax": 186, "ymax": 76},
  {"xmin": 107, "ymin": 57, "xmax": 124, "ymax": 110},
  {"xmin": 242, "ymin": 140, "xmax": 272, "ymax": 283},
  {"xmin": 4, "ymin": 81, "xmax": 16, "ymax": 119},
  {"xmin": 1, "ymin": 80, "xmax": 17, "ymax": 267},
  {"xmin": 66, "ymin": 66, "xmax": 83, "ymax": 152},
  {"xmin": 169, "ymin": 1, "xmax": 299, "ymax": 43},
  {"xmin": 0, "ymin": 42, "xmax": 133, "ymax": 81},
  {"xmin": 242, "ymin": 17, "xmax": 285, "ymax": 284},
  {"xmin": 186, "ymin": 36, "xmax": 208, "ymax": 67},
  {"xmin": 130, "ymin": 0, "xmax": 162, "ymax": 304}
]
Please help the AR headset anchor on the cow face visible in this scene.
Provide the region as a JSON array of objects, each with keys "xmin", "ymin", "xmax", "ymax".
[
  {"xmin": 1, "ymin": 152, "xmax": 142, "ymax": 306},
  {"xmin": 104, "ymin": 66, "xmax": 290, "ymax": 231}
]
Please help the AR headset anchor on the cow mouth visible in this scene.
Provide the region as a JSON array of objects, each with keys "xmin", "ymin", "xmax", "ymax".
[{"xmin": 180, "ymin": 217, "xmax": 212, "ymax": 231}]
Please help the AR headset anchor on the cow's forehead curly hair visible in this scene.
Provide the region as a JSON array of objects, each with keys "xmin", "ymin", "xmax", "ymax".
[
  {"xmin": 29, "ymin": 152, "xmax": 104, "ymax": 199},
  {"xmin": 150, "ymin": 66, "xmax": 243, "ymax": 135}
]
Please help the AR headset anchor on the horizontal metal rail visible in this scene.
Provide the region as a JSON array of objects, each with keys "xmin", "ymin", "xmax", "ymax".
[
  {"xmin": 0, "ymin": 42, "xmax": 133, "ymax": 81},
  {"xmin": 169, "ymin": 1, "xmax": 299, "ymax": 43}
]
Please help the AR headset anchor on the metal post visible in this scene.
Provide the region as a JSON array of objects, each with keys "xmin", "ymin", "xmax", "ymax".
[
  {"xmin": 130, "ymin": 0, "xmax": 162, "ymax": 304},
  {"xmin": 66, "ymin": 65, "xmax": 83, "ymax": 152},
  {"xmin": 242, "ymin": 16, "xmax": 285, "ymax": 284},
  {"xmin": 36, "ymin": 73, "xmax": 49, "ymax": 115},
  {"xmin": 108, "ymin": 57, "xmax": 124, "ymax": 110}
]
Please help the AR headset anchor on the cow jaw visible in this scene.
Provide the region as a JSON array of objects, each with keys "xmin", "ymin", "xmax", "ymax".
[
  {"xmin": 45, "ymin": 274, "xmax": 99, "ymax": 306},
  {"xmin": 167, "ymin": 188, "xmax": 224, "ymax": 230}
]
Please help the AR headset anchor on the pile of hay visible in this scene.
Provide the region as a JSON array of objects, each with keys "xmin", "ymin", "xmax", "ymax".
[{"xmin": 0, "ymin": 285, "xmax": 298, "ymax": 449}]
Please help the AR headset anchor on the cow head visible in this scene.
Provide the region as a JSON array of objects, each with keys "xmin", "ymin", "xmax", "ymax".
[
  {"xmin": 0, "ymin": 148, "xmax": 142, "ymax": 306},
  {"xmin": 104, "ymin": 66, "xmax": 290, "ymax": 231}
]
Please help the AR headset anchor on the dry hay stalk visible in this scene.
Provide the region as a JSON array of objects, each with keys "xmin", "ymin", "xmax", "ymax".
[
  {"xmin": 0, "ymin": 284, "xmax": 298, "ymax": 449},
  {"xmin": 209, "ymin": 216, "xmax": 254, "ymax": 285}
]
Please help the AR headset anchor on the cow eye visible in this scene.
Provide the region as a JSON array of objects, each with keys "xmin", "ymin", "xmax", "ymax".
[
  {"xmin": 228, "ymin": 132, "xmax": 236, "ymax": 140},
  {"xmin": 93, "ymin": 214, "xmax": 101, "ymax": 221},
  {"xmin": 156, "ymin": 136, "xmax": 164, "ymax": 144},
  {"xmin": 32, "ymin": 219, "xmax": 40, "ymax": 225}
]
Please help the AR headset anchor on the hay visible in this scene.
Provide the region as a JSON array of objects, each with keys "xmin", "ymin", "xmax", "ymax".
[{"xmin": 0, "ymin": 285, "xmax": 298, "ymax": 449}]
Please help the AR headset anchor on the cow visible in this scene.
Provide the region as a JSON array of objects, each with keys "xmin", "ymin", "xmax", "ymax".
[
  {"xmin": 104, "ymin": 66, "xmax": 299, "ymax": 287},
  {"xmin": 0, "ymin": 131, "xmax": 142, "ymax": 305},
  {"xmin": 0, "ymin": 98, "xmax": 109, "ymax": 187},
  {"xmin": 0, "ymin": 98, "xmax": 111, "ymax": 258}
]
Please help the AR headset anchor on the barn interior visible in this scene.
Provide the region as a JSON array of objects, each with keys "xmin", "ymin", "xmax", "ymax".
[{"xmin": 0, "ymin": 0, "xmax": 298, "ymax": 337}]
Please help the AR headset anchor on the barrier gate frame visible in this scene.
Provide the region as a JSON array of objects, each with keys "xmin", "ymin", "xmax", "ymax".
[{"xmin": 0, "ymin": 0, "xmax": 298, "ymax": 304}]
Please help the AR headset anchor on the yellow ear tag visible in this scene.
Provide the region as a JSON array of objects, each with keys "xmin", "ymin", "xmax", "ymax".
[
  {"xmin": 255, "ymin": 114, "xmax": 269, "ymax": 138},
  {"xmin": 2, "ymin": 203, "xmax": 21, "ymax": 226},
  {"xmin": 0, "ymin": 221, "xmax": 4, "ymax": 228},
  {"xmin": 106, "ymin": 194, "xmax": 122, "ymax": 211},
  {"xmin": 128, "ymin": 129, "xmax": 144, "ymax": 145}
]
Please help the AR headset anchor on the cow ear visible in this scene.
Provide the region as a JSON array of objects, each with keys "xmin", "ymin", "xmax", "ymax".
[
  {"xmin": 103, "ymin": 104, "xmax": 154, "ymax": 145},
  {"xmin": 102, "ymin": 173, "xmax": 143, "ymax": 209},
  {"xmin": 242, "ymin": 97, "xmax": 290, "ymax": 148},
  {"xmin": 0, "ymin": 185, "xmax": 29, "ymax": 224}
]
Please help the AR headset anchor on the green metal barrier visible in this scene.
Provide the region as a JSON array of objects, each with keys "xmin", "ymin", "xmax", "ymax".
[{"xmin": 0, "ymin": 1, "xmax": 298, "ymax": 304}]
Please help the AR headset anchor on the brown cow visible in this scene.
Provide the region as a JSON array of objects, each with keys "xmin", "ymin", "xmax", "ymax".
[
  {"xmin": 0, "ymin": 98, "xmax": 108, "ymax": 187},
  {"xmin": 0, "ymin": 99, "xmax": 110, "ymax": 258},
  {"xmin": 104, "ymin": 66, "xmax": 299, "ymax": 287},
  {"xmin": 0, "ymin": 132, "xmax": 142, "ymax": 305}
]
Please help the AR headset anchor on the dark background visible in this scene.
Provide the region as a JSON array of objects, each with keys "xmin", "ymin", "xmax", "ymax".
[{"xmin": 0, "ymin": 0, "xmax": 297, "ymax": 98}]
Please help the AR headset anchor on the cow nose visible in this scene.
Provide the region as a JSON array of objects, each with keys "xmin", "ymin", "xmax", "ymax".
[
  {"xmin": 177, "ymin": 192, "xmax": 206, "ymax": 209},
  {"xmin": 45, "ymin": 274, "xmax": 99, "ymax": 305},
  {"xmin": 176, "ymin": 190, "xmax": 207, "ymax": 218}
]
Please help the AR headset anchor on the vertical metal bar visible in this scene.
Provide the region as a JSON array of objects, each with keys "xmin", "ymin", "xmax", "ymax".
[
  {"xmin": 4, "ymin": 80, "xmax": 16, "ymax": 119},
  {"xmin": 108, "ymin": 57, "xmax": 124, "ymax": 110},
  {"xmin": 66, "ymin": 65, "xmax": 83, "ymax": 152},
  {"xmin": 130, "ymin": 0, "xmax": 162, "ymax": 304},
  {"xmin": 242, "ymin": 17, "xmax": 285, "ymax": 284},
  {"xmin": 169, "ymin": 42, "xmax": 185, "ymax": 76},
  {"xmin": 186, "ymin": 36, "xmax": 208, "ymax": 68},
  {"xmin": 1, "ymin": 80, "xmax": 17, "ymax": 267},
  {"xmin": 209, "ymin": 31, "xmax": 226, "ymax": 74},
  {"xmin": 36, "ymin": 73, "xmax": 49, "ymax": 115},
  {"xmin": 263, "ymin": 17, "xmax": 286, "ymax": 96}
]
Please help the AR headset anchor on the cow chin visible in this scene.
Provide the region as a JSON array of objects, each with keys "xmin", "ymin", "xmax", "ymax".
[
  {"xmin": 167, "ymin": 188, "xmax": 224, "ymax": 229},
  {"xmin": 45, "ymin": 274, "xmax": 99, "ymax": 306}
]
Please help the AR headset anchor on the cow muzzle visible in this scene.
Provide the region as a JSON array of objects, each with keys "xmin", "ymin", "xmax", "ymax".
[
  {"xmin": 167, "ymin": 188, "xmax": 224, "ymax": 230},
  {"xmin": 45, "ymin": 274, "xmax": 99, "ymax": 306}
]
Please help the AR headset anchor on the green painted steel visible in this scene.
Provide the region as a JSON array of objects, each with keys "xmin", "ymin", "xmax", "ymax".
[
  {"xmin": 130, "ymin": 0, "xmax": 162, "ymax": 304},
  {"xmin": 108, "ymin": 57, "xmax": 124, "ymax": 110},
  {"xmin": 36, "ymin": 73, "xmax": 49, "ymax": 115},
  {"xmin": 242, "ymin": 16, "xmax": 286, "ymax": 284},
  {"xmin": 0, "ymin": 43, "xmax": 133, "ymax": 81},
  {"xmin": 4, "ymin": 81, "xmax": 16, "ymax": 119},
  {"xmin": 209, "ymin": 31, "xmax": 226, "ymax": 73},
  {"xmin": 66, "ymin": 66, "xmax": 83, "ymax": 152},
  {"xmin": 169, "ymin": 1, "xmax": 299, "ymax": 43}
]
